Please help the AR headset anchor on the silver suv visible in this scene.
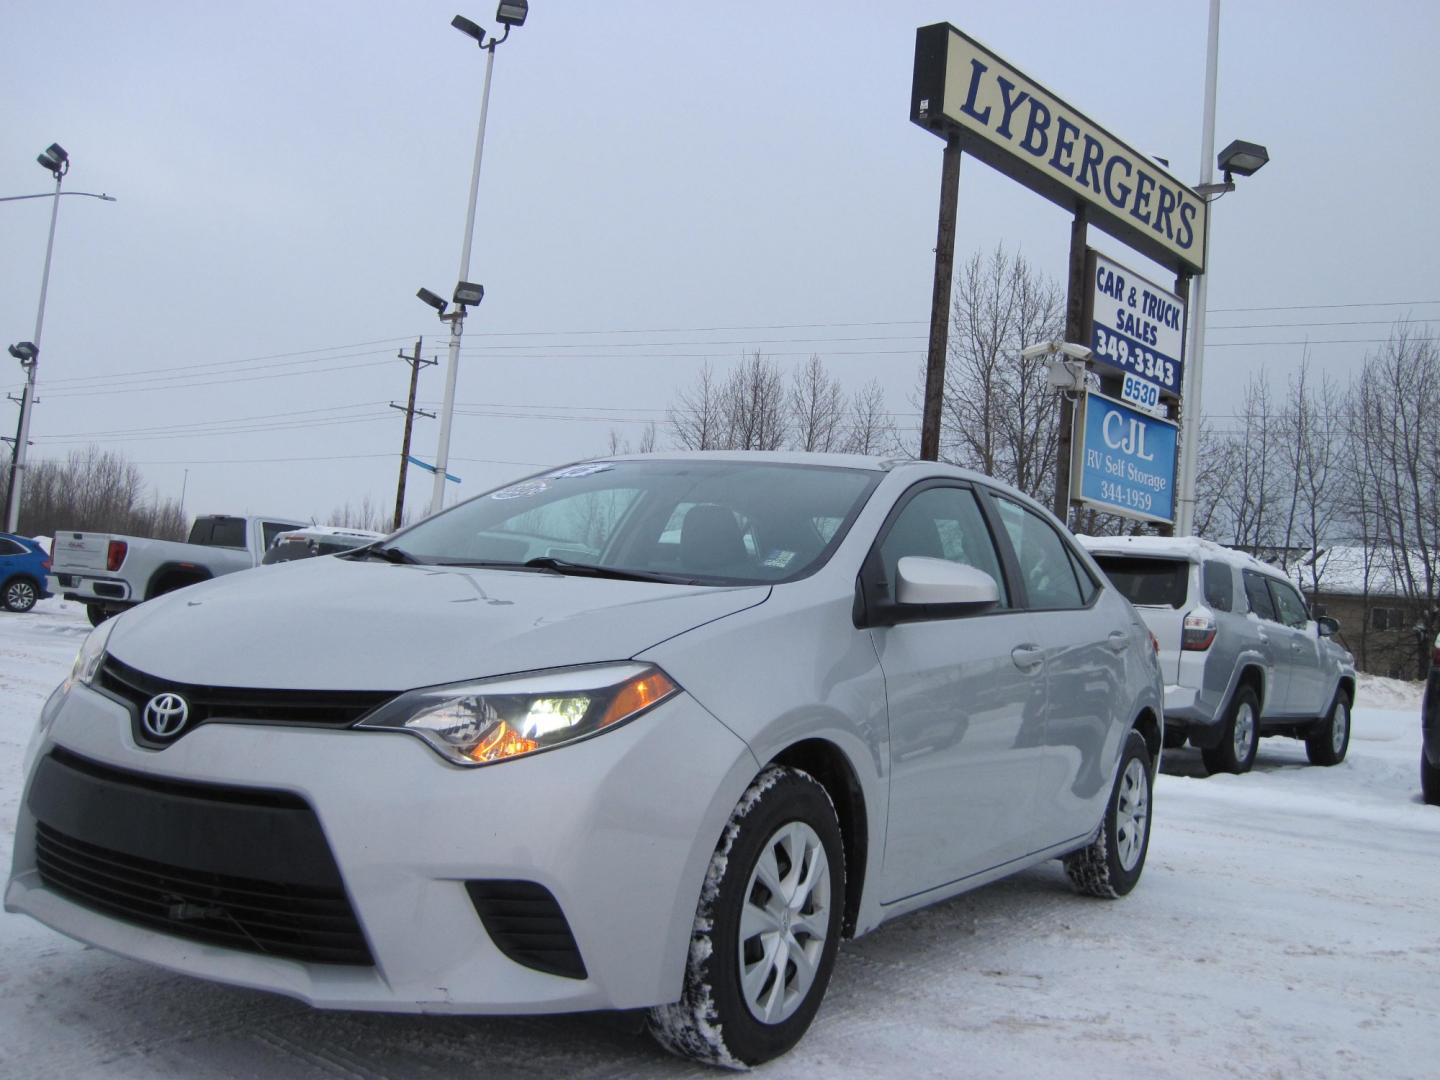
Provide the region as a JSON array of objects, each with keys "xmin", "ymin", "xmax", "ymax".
[{"xmin": 1078, "ymin": 535, "xmax": 1356, "ymax": 774}]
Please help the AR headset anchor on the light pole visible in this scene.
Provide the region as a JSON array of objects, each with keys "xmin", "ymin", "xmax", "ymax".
[
  {"xmin": 1174, "ymin": 137, "xmax": 1269, "ymax": 535},
  {"xmin": 5, "ymin": 143, "xmax": 87, "ymax": 533},
  {"xmin": 425, "ymin": 2, "xmax": 528, "ymax": 516}
]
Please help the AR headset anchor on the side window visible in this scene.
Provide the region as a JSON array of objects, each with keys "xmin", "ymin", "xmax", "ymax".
[
  {"xmin": 1202, "ymin": 560, "xmax": 1234, "ymax": 612},
  {"xmin": 993, "ymin": 496, "xmax": 1086, "ymax": 610},
  {"xmin": 878, "ymin": 486, "xmax": 1008, "ymax": 608},
  {"xmin": 0, "ymin": 538, "xmax": 22, "ymax": 556},
  {"xmin": 1269, "ymin": 580, "xmax": 1310, "ymax": 629},
  {"xmin": 1243, "ymin": 570, "xmax": 1278, "ymax": 622},
  {"xmin": 208, "ymin": 519, "xmax": 246, "ymax": 548},
  {"xmin": 1066, "ymin": 546, "xmax": 1100, "ymax": 605},
  {"xmin": 262, "ymin": 522, "xmax": 295, "ymax": 550}
]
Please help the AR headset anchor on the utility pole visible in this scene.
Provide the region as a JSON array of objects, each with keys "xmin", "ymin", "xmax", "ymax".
[{"xmin": 391, "ymin": 337, "xmax": 436, "ymax": 531}]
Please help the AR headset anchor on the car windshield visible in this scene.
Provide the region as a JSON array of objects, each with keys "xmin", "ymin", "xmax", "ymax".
[
  {"xmin": 1091, "ymin": 554, "xmax": 1190, "ymax": 608},
  {"xmin": 386, "ymin": 459, "xmax": 881, "ymax": 585}
]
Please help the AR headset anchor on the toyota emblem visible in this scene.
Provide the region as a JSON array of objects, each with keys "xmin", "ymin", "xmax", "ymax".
[{"xmin": 142, "ymin": 692, "xmax": 190, "ymax": 739}]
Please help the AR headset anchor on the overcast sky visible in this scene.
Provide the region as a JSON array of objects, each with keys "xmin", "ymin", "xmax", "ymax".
[{"xmin": 2, "ymin": 1, "xmax": 1436, "ymax": 527}]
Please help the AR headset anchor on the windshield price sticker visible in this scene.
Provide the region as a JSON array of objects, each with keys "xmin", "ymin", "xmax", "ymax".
[
  {"xmin": 1120, "ymin": 372, "xmax": 1165, "ymax": 416},
  {"xmin": 1088, "ymin": 252, "xmax": 1184, "ymax": 395}
]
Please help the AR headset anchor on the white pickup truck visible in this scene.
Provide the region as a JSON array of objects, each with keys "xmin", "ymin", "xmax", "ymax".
[{"xmin": 50, "ymin": 514, "xmax": 307, "ymax": 625}]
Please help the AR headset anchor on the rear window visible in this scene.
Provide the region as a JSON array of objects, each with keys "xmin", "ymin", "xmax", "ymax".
[
  {"xmin": 188, "ymin": 518, "xmax": 246, "ymax": 548},
  {"xmin": 1091, "ymin": 555, "xmax": 1189, "ymax": 608}
]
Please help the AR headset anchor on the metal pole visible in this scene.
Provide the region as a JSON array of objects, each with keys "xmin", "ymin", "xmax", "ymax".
[
  {"xmin": 1176, "ymin": 0, "xmax": 1221, "ymax": 536},
  {"xmin": 1052, "ymin": 207, "xmax": 1089, "ymax": 522},
  {"xmin": 5, "ymin": 171, "xmax": 63, "ymax": 533},
  {"xmin": 431, "ymin": 40, "xmax": 498, "ymax": 514},
  {"xmin": 919, "ymin": 135, "xmax": 962, "ymax": 462}
]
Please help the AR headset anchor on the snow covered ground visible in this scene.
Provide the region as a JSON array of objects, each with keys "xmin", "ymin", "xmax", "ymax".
[{"xmin": 2, "ymin": 598, "xmax": 1437, "ymax": 1078}]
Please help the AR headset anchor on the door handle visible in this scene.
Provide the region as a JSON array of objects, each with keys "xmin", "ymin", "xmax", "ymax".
[
  {"xmin": 1011, "ymin": 644, "xmax": 1045, "ymax": 673},
  {"xmin": 1107, "ymin": 631, "xmax": 1129, "ymax": 654}
]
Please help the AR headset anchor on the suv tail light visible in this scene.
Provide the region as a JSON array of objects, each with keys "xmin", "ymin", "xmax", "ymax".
[
  {"xmin": 1182, "ymin": 610, "xmax": 1217, "ymax": 651},
  {"xmin": 106, "ymin": 540, "xmax": 128, "ymax": 572},
  {"xmin": 1149, "ymin": 630, "xmax": 1160, "ymax": 655}
]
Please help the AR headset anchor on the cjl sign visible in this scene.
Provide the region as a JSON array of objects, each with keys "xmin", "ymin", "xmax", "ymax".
[{"xmin": 1074, "ymin": 392, "xmax": 1177, "ymax": 524}]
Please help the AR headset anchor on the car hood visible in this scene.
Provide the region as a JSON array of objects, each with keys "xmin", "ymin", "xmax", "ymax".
[{"xmin": 105, "ymin": 557, "xmax": 770, "ymax": 691}]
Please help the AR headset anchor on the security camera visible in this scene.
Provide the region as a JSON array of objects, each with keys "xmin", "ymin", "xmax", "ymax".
[
  {"xmin": 1058, "ymin": 342, "xmax": 1092, "ymax": 361},
  {"xmin": 1020, "ymin": 341, "xmax": 1058, "ymax": 360}
]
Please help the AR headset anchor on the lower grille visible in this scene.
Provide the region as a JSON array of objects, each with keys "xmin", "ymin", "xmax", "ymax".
[
  {"xmin": 466, "ymin": 880, "xmax": 587, "ymax": 980},
  {"xmin": 29, "ymin": 749, "xmax": 372, "ymax": 966}
]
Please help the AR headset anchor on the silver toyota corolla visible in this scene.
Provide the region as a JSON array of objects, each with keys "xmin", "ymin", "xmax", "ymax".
[{"xmin": 7, "ymin": 452, "xmax": 1163, "ymax": 1067}]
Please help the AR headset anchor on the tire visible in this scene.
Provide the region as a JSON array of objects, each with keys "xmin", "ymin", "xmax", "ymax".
[
  {"xmin": 1305, "ymin": 690, "xmax": 1351, "ymax": 766},
  {"xmin": 648, "ymin": 765, "xmax": 845, "ymax": 1068},
  {"xmin": 2, "ymin": 575, "xmax": 39, "ymax": 613},
  {"xmin": 86, "ymin": 603, "xmax": 111, "ymax": 627},
  {"xmin": 1202, "ymin": 685, "xmax": 1261, "ymax": 775},
  {"xmin": 1423, "ymin": 750, "xmax": 1440, "ymax": 806},
  {"xmin": 1064, "ymin": 729, "xmax": 1153, "ymax": 898}
]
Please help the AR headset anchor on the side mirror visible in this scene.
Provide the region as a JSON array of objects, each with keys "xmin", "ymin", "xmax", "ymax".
[
  {"xmin": 896, "ymin": 556, "xmax": 1000, "ymax": 608},
  {"xmin": 1317, "ymin": 616, "xmax": 1340, "ymax": 637}
]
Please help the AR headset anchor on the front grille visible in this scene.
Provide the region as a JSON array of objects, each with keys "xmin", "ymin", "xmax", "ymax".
[
  {"xmin": 98, "ymin": 655, "xmax": 395, "ymax": 746},
  {"xmin": 466, "ymin": 880, "xmax": 587, "ymax": 980},
  {"xmin": 29, "ymin": 749, "xmax": 372, "ymax": 966}
]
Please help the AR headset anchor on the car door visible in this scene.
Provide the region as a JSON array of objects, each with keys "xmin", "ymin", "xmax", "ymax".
[
  {"xmin": 990, "ymin": 493, "xmax": 1132, "ymax": 847},
  {"xmin": 1266, "ymin": 577, "xmax": 1326, "ymax": 715},
  {"xmin": 866, "ymin": 482, "xmax": 1046, "ymax": 903},
  {"xmin": 1242, "ymin": 569, "xmax": 1290, "ymax": 713}
]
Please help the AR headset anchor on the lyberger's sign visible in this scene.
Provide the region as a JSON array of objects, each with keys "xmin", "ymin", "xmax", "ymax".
[{"xmin": 911, "ymin": 24, "xmax": 1207, "ymax": 275}]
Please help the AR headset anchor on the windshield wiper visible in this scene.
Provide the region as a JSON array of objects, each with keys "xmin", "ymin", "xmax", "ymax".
[
  {"xmin": 347, "ymin": 544, "xmax": 421, "ymax": 565},
  {"xmin": 521, "ymin": 556, "xmax": 687, "ymax": 583}
]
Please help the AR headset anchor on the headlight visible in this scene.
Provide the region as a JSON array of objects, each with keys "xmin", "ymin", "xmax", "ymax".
[
  {"xmin": 61, "ymin": 618, "xmax": 115, "ymax": 694},
  {"xmin": 356, "ymin": 662, "xmax": 680, "ymax": 766}
]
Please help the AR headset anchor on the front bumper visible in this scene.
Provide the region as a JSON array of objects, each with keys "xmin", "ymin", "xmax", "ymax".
[{"xmin": 6, "ymin": 681, "xmax": 758, "ymax": 1014}]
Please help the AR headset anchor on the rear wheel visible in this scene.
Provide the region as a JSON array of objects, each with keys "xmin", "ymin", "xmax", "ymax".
[
  {"xmin": 1064, "ymin": 729, "xmax": 1153, "ymax": 898},
  {"xmin": 1203, "ymin": 685, "xmax": 1260, "ymax": 774},
  {"xmin": 648, "ymin": 765, "xmax": 844, "ymax": 1068},
  {"xmin": 85, "ymin": 603, "xmax": 111, "ymax": 627},
  {"xmin": 2, "ymin": 575, "xmax": 39, "ymax": 613},
  {"xmin": 1305, "ymin": 691, "xmax": 1351, "ymax": 766}
]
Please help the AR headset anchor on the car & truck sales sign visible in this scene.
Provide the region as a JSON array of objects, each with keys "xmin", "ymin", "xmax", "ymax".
[
  {"xmin": 1075, "ymin": 393, "xmax": 1177, "ymax": 524},
  {"xmin": 1087, "ymin": 251, "xmax": 1185, "ymax": 397},
  {"xmin": 910, "ymin": 24, "xmax": 1207, "ymax": 276}
]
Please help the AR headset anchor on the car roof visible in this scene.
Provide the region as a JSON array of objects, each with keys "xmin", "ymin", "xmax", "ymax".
[{"xmin": 1075, "ymin": 533, "xmax": 1287, "ymax": 578}]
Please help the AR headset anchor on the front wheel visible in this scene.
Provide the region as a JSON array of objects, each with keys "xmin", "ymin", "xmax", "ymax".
[
  {"xmin": 1305, "ymin": 691, "xmax": 1351, "ymax": 766},
  {"xmin": 1421, "ymin": 750, "xmax": 1440, "ymax": 806},
  {"xmin": 1064, "ymin": 729, "xmax": 1153, "ymax": 898},
  {"xmin": 1203, "ymin": 685, "xmax": 1261, "ymax": 775},
  {"xmin": 648, "ymin": 765, "xmax": 845, "ymax": 1068},
  {"xmin": 2, "ymin": 575, "xmax": 39, "ymax": 613}
]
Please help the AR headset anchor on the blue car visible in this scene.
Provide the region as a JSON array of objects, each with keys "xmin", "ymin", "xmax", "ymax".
[{"xmin": 0, "ymin": 532, "xmax": 52, "ymax": 613}]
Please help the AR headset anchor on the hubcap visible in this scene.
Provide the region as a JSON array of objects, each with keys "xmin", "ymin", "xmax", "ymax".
[
  {"xmin": 1233, "ymin": 702, "xmax": 1256, "ymax": 760},
  {"xmin": 1332, "ymin": 702, "xmax": 1349, "ymax": 753},
  {"xmin": 738, "ymin": 820, "xmax": 831, "ymax": 1025},
  {"xmin": 7, "ymin": 581, "xmax": 35, "ymax": 609},
  {"xmin": 1115, "ymin": 758, "xmax": 1150, "ymax": 872}
]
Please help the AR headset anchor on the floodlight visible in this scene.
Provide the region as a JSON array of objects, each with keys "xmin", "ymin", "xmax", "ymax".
[
  {"xmin": 8, "ymin": 342, "xmax": 39, "ymax": 364},
  {"xmin": 453, "ymin": 281, "xmax": 485, "ymax": 306},
  {"xmin": 495, "ymin": 1, "xmax": 528, "ymax": 26},
  {"xmin": 37, "ymin": 143, "xmax": 69, "ymax": 177},
  {"xmin": 452, "ymin": 14, "xmax": 486, "ymax": 43},
  {"xmin": 417, "ymin": 287, "xmax": 449, "ymax": 314},
  {"xmin": 1217, "ymin": 139, "xmax": 1269, "ymax": 179}
]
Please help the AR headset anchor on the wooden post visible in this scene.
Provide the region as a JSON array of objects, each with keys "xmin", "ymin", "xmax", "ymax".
[{"xmin": 919, "ymin": 135, "xmax": 962, "ymax": 461}]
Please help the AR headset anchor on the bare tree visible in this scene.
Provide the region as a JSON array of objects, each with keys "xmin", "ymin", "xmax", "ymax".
[
  {"xmin": 1276, "ymin": 357, "xmax": 1345, "ymax": 593},
  {"xmin": 605, "ymin": 422, "xmax": 658, "ymax": 456},
  {"xmin": 1214, "ymin": 371, "xmax": 1277, "ymax": 550},
  {"xmin": 938, "ymin": 245, "xmax": 1065, "ymax": 499},
  {"xmin": 669, "ymin": 362, "xmax": 727, "ymax": 450},
  {"xmin": 843, "ymin": 378, "xmax": 898, "ymax": 455},
  {"xmin": 7, "ymin": 446, "xmax": 186, "ymax": 540},
  {"xmin": 788, "ymin": 354, "xmax": 846, "ymax": 452},
  {"xmin": 1344, "ymin": 321, "xmax": 1440, "ymax": 676},
  {"xmin": 721, "ymin": 350, "xmax": 789, "ymax": 451}
]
